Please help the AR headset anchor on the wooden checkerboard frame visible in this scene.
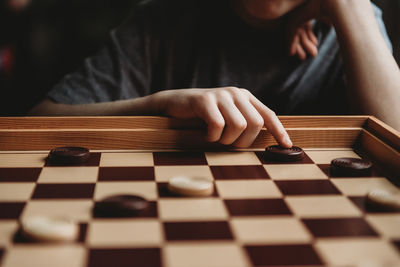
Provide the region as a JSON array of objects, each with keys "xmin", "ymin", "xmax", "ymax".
[{"xmin": 0, "ymin": 116, "xmax": 399, "ymax": 177}]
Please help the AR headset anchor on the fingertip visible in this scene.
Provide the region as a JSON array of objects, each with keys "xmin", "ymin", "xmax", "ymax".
[{"xmin": 281, "ymin": 135, "xmax": 293, "ymax": 148}]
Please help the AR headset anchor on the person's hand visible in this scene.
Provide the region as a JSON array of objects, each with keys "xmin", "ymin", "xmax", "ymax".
[
  {"xmin": 153, "ymin": 87, "xmax": 293, "ymax": 148},
  {"xmin": 287, "ymin": 0, "xmax": 341, "ymax": 61},
  {"xmin": 289, "ymin": 21, "xmax": 319, "ymax": 61}
]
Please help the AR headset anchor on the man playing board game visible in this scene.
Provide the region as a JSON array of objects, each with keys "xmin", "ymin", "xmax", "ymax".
[{"xmin": 29, "ymin": 0, "xmax": 400, "ymax": 148}]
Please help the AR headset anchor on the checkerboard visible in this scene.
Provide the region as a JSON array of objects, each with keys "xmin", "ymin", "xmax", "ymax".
[{"xmin": 0, "ymin": 149, "xmax": 399, "ymax": 267}]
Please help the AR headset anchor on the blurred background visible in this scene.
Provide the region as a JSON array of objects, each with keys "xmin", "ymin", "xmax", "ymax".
[{"xmin": 0, "ymin": 0, "xmax": 399, "ymax": 116}]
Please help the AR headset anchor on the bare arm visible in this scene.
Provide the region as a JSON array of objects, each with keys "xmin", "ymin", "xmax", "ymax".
[
  {"xmin": 29, "ymin": 88, "xmax": 292, "ymax": 148},
  {"xmin": 289, "ymin": 0, "xmax": 400, "ymax": 130},
  {"xmin": 331, "ymin": 0, "xmax": 400, "ymax": 130},
  {"xmin": 28, "ymin": 96, "xmax": 159, "ymax": 116}
]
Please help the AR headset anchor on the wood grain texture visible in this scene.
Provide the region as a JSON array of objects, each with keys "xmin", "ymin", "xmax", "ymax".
[
  {"xmin": 0, "ymin": 128, "xmax": 361, "ymax": 150},
  {"xmin": 0, "ymin": 116, "xmax": 368, "ymax": 130},
  {"xmin": 359, "ymin": 129, "xmax": 400, "ymax": 177},
  {"xmin": 366, "ymin": 116, "xmax": 400, "ymax": 152}
]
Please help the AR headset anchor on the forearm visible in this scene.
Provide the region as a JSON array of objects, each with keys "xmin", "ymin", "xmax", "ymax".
[
  {"xmin": 331, "ymin": 0, "xmax": 400, "ymax": 130},
  {"xmin": 28, "ymin": 94, "xmax": 161, "ymax": 116}
]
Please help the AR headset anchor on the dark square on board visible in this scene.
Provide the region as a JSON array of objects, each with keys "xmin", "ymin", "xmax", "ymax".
[
  {"xmin": 98, "ymin": 167, "xmax": 155, "ymax": 181},
  {"xmin": 0, "ymin": 202, "xmax": 25, "ymax": 219},
  {"xmin": 89, "ymin": 248, "xmax": 161, "ymax": 267},
  {"xmin": 393, "ymin": 241, "xmax": 400, "ymax": 253},
  {"xmin": 275, "ymin": 180, "xmax": 341, "ymax": 195},
  {"xmin": 0, "ymin": 168, "xmax": 42, "ymax": 182},
  {"xmin": 32, "ymin": 184, "xmax": 95, "ymax": 199},
  {"xmin": 245, "ymin": 245, "xmax": 323, "ymax": 266},
  {"xmin": 45, "ymin": 152, "xmax": 101, "ymax": 167},
  {"xmin": 210, "ymin": 165, "xmax": 269, "ymax": 180},
  {"xmin": 225, "ymin": 199, "xmax": 291, "ymax": 216},
  {"xmin": 302, "ymin": 218, "xmax": 378, "ymax": 237},
  {"xmin": 93, "ymin": 201, "xmax": 158, "ymax": 219},
  {"xmin": 153, "ymin": 152, "xmax": 207, "ymax": 165},
  {"xmin": 318, "ymin": 164, "xmax": 379, "ymax": 178},
  {"xmin": 256, "ymin": 151, "xmax": 314, "ymax": 164},
  {"xmin": 164, "ymin": 221, "xmax": 233, "ymax": 241},
  {"xmin": 348, "ymin": 196, "xmax": 400, "ymax": 214}
]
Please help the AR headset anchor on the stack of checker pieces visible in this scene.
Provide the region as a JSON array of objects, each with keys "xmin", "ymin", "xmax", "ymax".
[{"xmin": 0, "ymin": 148, "xmax": 399, "ymax": 267}]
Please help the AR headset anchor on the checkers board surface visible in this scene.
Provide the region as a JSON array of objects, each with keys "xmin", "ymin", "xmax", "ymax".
[
  {"xmin": 0, "ymin": 149, "xmax": 399, "ymax": 267},
  {"xmin": 0, "ymin": 116, "xmax": 399, "ymax": 267}
]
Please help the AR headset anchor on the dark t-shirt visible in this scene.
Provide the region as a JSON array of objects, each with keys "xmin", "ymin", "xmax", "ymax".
[{"xmin": 47, "ymin": 0, "xmax": 392, "ymax": 115}]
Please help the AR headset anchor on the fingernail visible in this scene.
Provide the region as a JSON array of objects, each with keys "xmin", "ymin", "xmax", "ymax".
[{"xmin": 284, "ymin": 135, "xmax": 293, "ymax": 148}]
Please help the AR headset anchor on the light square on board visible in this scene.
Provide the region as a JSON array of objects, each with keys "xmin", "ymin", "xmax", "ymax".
[
  {"xmin": 0, "ymin": 221, "xmax": 18, "ymax": 246},
  {"xmin": 154, "ymin": 166, "xmax": 213, "ymax": 182},
  {"xmin": 285, "ymin": 196, "xmax": 362, "ymax": 218},
  {"xmin": 331, "ymin": 178, "xmax": 399, "ymax": 196},
  {"xmin": 205, "ymin": 152, "xmax": 261, "ymax": 166},
  {"xmin": 264, "ymin": 164, "xmax": 327, "ymax": 180},
  {"xmin": 87, "ymin": 219, "xmax": 162, "ymax": 248},
  {"xmin": 366, "ymin": 214, "xmax": 400, "ymax": 239},
  {"xmin": 230, "ymin": 217, "xmax": 311, "ymax": 244},
  {"xmin": 94, "ymin": 181, "xmax": 158, "ymax": 201},
  {"xmin": 159, "ymin": 199, "xmax": 228, "ymax": 221},
  {"xmin": 0, "ymin": 183, "xmax": 35, "ymax": 201},
  {"xmin": 305, "ymin": 150, "xmax": 360, "ymax": 164},
  {"xmin": 99, "ymin": 152, "xmax": 154, "ymax": 167},
  {"xmin": 315, "ymin": 239, "xmax": 400, "ymax": 266},
  {"xmin": 215, "ymin": 180, "xmax": 281, "ymax": 199},
  {"xmin": 157, "ymin": 182, "xmax": 219, "ymax": 198},
  {"xmin": 38, "ymin": 167, "xmax": 98, "ymax": 183},
  {"xmin": 2, "ymin": 245, "xmax": 86, "ymax": 267},
  {"xmin": 0, "ymin": 154, "xmax": 46, "ymax": 168},
  {"xmin": 22, "ymin": 200, "xmax": 93, "ymax": 222},
  {"xmin": 164, "ymin": 242, "xmax": 249, "ymax": 267}
]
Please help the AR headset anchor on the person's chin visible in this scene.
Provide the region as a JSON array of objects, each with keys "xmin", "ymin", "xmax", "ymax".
[
  {"xmin": 246, "ymin": 8, "xmax": 285, "ymax": 21},
  {"xmin": 249, "ymin": 12, "xmax": 284, "ymax": 21}
]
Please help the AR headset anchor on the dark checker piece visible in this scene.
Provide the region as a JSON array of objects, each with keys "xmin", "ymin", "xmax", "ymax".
[
  {"xmin": 264, "ymin": 145, "xmax": 305, "ymax": 162},
  {"xmin": 330, "ymin": 157, "xmax": 372, "ymax": 177},
  {"xmin": 48, "ymin": 147, "xmax": 90, "ymax": 165},
  {"xmin": 93, "ymin": 195, "xmax": 149, "ymax": 218}
]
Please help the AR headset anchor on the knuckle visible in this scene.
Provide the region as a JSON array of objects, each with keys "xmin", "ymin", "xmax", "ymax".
[
  {"xmin": 225, "ymin": 86, "xmax": 241, "ymax": 95},
  {"xmin": 266, "ymin": 109, "xmax": 276, "ymax": 117},
  {"xmin": 191, "ymin": 93, "xmax": 211, "ymax": 107},
  {"xmin": 232, "ymin": 119, "xmax": 247, "ymax": 132},
  {"xmin": 216, "ymin": 89, "xmax": 231, "ymax": 100},
  {"xmin": 240, "ymin": 88, "xmax": 251, "ymax": 95},
  {"xmin": 248, "ymin": 117, "xmax": 264, "ymax": 130},
  {"xmin": 209, "ymin": 118, "xmax": 225, "ymax": 130}
]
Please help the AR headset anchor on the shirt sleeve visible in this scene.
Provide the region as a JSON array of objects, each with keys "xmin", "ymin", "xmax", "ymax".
[
  {"xmin": 46, "ymin": 6, "xmax": 156, "ymax": 104},
  {"xmin": 373, "ymin": 3, "xmax": 393, "ymax": 53}
]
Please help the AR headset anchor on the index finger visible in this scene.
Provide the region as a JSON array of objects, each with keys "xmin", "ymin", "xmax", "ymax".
[{"xmin": 249, "ymin": 95, "xmax": 293, "ymax": 148}]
